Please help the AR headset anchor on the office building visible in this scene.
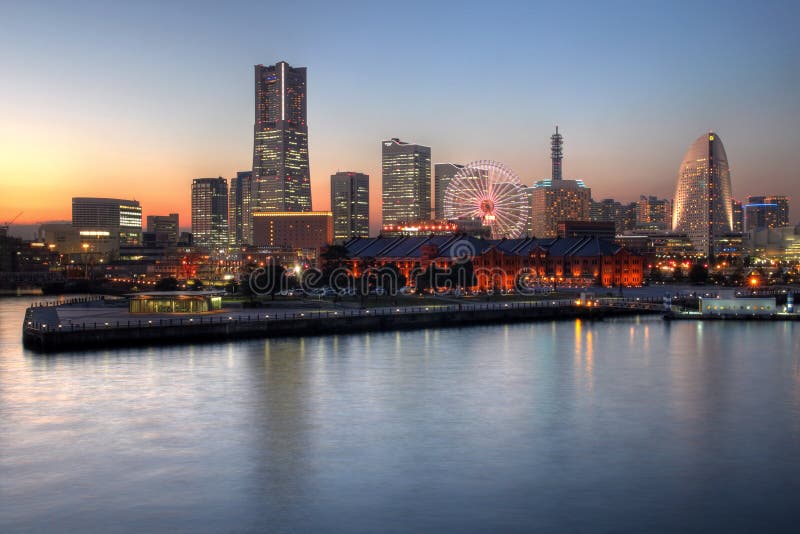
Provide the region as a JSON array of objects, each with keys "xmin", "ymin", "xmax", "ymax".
[
  {"xmin": 635, "ymin": 196, "xmax": 672, "ymax": 231},
  {"xmin": 252, "ymin": 61, "xmax": 311, "ymax": 212},
  {"xmin": 530, "ymin": 180, "xmax": 591, "ymax": 238},
  {"xmin": 330, "ymin": 171, "xmax": 369, "ymax": 243},
  {"xmin": 381, "ymin": 138, "xmax": 431, "ymax": 226},
  {"xmin": 146, "ymin": 213, "xmax": 179, "ymax": 245},
  {"xmin": 191, "ymin": 177, "xmax": 228, "ymax": 251},
  {"xmin": 434, "ymin": 163, "xmax": 463, "ymax": 220},
  {"xmin": 252, "ymin": 212, "xmax": 333, "ymax": 261},
  {"xmin": 744, "ymin": 195, "xmax": 790, "ymax": 230},
  {"xmin": 72, "ymin": 197, "xmax": 142, "ymax": 246},
  {"xmin": 673, "ymin": 132, "xmax": 733, "ymax": 256},
  {"xmin": 229, "ymin": 171, "xmax": 255, "ymax": 246}
]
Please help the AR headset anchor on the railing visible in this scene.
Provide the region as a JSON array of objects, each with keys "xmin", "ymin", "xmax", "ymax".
[
  {"xmin": 29, "ymin": 295, "xmax": 106, "ymax": 308},
  {"xmin": 23, "ymin": 297, "xmax": 666, "ymax": 335},
  {"xmin": 23, "ymin": 299, "xmax": 591, "ymax": 333}
]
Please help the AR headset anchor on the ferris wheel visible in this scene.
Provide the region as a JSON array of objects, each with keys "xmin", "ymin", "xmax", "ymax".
[{"xmin": 442, "ymin": 160, "xmax": 528, "ymax": 239}]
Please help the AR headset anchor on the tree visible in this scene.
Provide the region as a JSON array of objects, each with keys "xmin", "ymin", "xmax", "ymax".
[
  {"xmin": 378, "ymin": 262, "xmax": 406, "ymax": 295},
  {"xmin": 672, "ymin": 266, "xmax": 685, "ymax": 282},
  {"xmin": 689, "ymin": 263, "xmax": 709, "ymax": 285},
  {"xmin": 154, "ymin": 276, "xmax": 178, "ymax": 291},
  {"xmin": 449, "ymin": 259, "xmax": 475, "ymax": 290}
]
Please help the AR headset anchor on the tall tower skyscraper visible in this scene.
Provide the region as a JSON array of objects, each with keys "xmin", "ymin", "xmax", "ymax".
[
  {"xmin": 551, "ymin": 126, "xmax": 563, "ymax": 181},
  {"xmin": 191, "ymin": 177, "xmax": 228, "ymax": 251},
  {"xmin": 252, "ymin": 61, "xmax": 311, "ymax": 213},
  {"xmin": 434, "ymin": 163, "xmax": 463, "ymax": 220},
  {"xmin": 228, "ymin": 171, "xmax": 254, "ymax": 246},
  {"xmin": 330, "ymin": 171, "xmax": 370, "ymax": 242},
  {"xmin": 672, "ymin": 132, "xmax": 733, "ymax": 256},
  {"xmin": 381, "ymin": 138, "xmax": 431, "ymax": 225}
]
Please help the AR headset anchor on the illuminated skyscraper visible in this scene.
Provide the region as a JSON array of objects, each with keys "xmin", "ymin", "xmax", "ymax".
[
  {"xmin": 191, "ymin": 177, "xmax": 228, "ymax": 251},
  {"xmin": 731, "ymin": 199, "xmax": 744, "ymax": 232},
  {"xmin": 252, "ymin": 61, "xmax": 311, "ymax": 212},
  {"xmin": 672, "ymin": 132, "xmax": 733, "ymax": 256},
  {"xmin": 229, "ymin": 171, "xmax": 254, "ymax": 246},
  {"xmin": 331, "ymin": 171, "xmax": 370, "ymax": 242},
  {"xmin": 635, "ymin": 195, "xmax": 672, "ymax": 231},
  {"xmin": 434, "ymin": 163, "xmax": 463, "ymax": 219},
  {"xmin": 381, "ymin": 138, "xmax": 431, "ymax": 225}
]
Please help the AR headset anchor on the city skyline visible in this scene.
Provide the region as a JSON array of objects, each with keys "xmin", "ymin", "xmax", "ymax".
[{"xmin": 1, "ymin": 1, "xmax": 798, "ymax": 233}]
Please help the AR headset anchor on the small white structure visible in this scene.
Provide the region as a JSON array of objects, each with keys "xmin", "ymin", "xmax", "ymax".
[{"xmin": 698, "ymin": 291, "xmax": 776, "ymax": 316}]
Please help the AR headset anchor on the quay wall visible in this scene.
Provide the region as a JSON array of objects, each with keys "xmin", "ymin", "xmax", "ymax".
[{"xmin": 22, "ymin": 303, "xmax": 657, "ymax": 352}]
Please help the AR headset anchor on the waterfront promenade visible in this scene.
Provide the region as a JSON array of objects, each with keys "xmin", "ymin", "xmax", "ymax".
[{"xmin": 22, "ymin": 296, "xmax": 660, "ymax": 352}]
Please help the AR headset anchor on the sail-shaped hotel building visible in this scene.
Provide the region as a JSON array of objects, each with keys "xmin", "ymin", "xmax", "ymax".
[{"xmin": 672, "ymin": 132, "xmax": 733, "ymax": 256}]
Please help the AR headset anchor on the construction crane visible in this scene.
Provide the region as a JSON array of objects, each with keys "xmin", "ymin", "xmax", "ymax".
[{"xmin": 1, "ymin": 211, "xmax": 23, "ymax": 233}]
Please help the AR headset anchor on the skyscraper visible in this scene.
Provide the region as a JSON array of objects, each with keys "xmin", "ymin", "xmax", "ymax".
[
  {"xmin": 672, "ymin": 132, "xmax": 733, "ymax": 256},
  {"xmin": 434, "ymin": 163, "xmax": 463, "ymax": 220},
  {"xmin": 381, "ymin": 138, "xmax": 431, "ymax": 225},
  {"xmin": 191, "ymin": 177, "xmax": 228, "ymax": 251},
  {"xmin": 252, "ymin": 61, "xmax": 311, "ymax": 213},
  {"xmin": 228, "ymin": 171, "xmax": 254, "ymax": 246},
  {"xmin": 72, "ymin": 197, "xmax": 142, "ymax": 246},
  {"xmin": 330, "ymin": 171, "xmax": 369, "ymax": 243}
]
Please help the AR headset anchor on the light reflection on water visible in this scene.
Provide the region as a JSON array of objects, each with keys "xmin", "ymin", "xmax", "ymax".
[{"xmin": 2, "ymin": 296, "xmax": 800, "ymax": 532}]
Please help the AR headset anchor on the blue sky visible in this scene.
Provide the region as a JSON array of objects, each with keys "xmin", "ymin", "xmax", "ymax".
[{"xmin": 1, "ymin": 0, "xmax": 798, "ymax": 230}]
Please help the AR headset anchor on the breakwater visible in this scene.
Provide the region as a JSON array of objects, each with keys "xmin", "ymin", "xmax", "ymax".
[{"xmin": 22, "ymin": 299, "xmax": 658, "ymax": 352}]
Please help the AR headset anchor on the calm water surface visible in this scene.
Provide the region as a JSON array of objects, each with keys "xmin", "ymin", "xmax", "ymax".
[{"xmin": 2, "ymin": 296, "xmax": 800, "ymax": 532}]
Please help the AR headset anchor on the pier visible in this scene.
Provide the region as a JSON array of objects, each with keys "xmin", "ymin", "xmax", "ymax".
[{"xmin": 22, "ymin": 297, "xmax": 661, "ymax": 352}]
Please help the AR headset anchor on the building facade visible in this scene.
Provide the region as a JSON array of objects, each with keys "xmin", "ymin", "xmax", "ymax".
[
  {"xmin": 672, "ymin": 132, "xmax": 733, "ymax": 256},
  {"xmin": 434, "ymin": 163, "xmax": 463, "ymax": 220},
  {"xmin": 252, "ymin": 211, "xmax": 333, "ymax": 261},
  {"xmin": 72, "ymin": 197, "xmax": 142, "ymax": 246},
  {"xmin": 191, "ymin": 177, "xmax": 228, "ymax": 251},
  {"xmin": 146, "ymin": 213, "xmax": 179, "ymax": 245},
  {"xmin": 635, "ymin": 195, "xmax": 672, "ymax": 231},
  {"xmin": 530, "ymin": 180, "xmax": 591, "ymax": 238},
  {"xmin": 732, "ymin": 199, "xmax": 744, "ymax": 232},
  {"xmin": 381, "ymin": 138, "xmax": 431, "ymax": 226},
  {"xmin": 229, "ymin": 171, "xmax": 255, "ymax": 246},
  {"xmin": 744, "ymin": 195, "xmax": 790, "ymax": 230},
  {"xmin": 330, "ymin": 171, "xmax": 369, "ymax": 243},
  {"xmin": 252, "ymin": 61, "xmax": 311, "ymax": 213},
  {"xmin": 330, "ymin": 235, "xmax": 643, "ymax": 289}
]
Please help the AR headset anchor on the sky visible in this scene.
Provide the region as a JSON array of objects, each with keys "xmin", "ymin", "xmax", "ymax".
[{"xmin": 1, "ymin": 0, "xmax": 799, "ymax": 236}]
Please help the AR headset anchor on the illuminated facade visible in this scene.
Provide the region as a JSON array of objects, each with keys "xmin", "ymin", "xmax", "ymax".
[
  {"xmin": 229, "ymin": 171, "xmax": 255, "ymax": 246},
  {"xmin": 72, "ymin": 197, "xmax": 142, "ymax": 246},
  {"xmin": 744, "ymin": 195, "xmax": 790, "ymax": 230},
  {"xmin": 191, "ymin": 177, "xmax": 228, "ymax": 251},
  {"xmin": 331, "ymin": 172, "xmax": 369, "ymax": 242},
  {"xmin": 252, "ymin": 211, "xmax": 333, "ymax": 261},
  {"xmin": 434, "ymin": 163, "xmax": 463, "ymax": 219},
  {"xmin": 672, "ymin": 132, "xmax": 733, "ymax": 256},
  {"xmin": 530, "ymin": 179, "xmax": 591, "ymax": 238},
  {"xmin": 252, "ymin": 62, "xmax": 311, "ymax": 212},
  {"xmin": 381, "ymin": 138, "xmax": 431, "ymax": 226},
  {"xmin": 635, "ymin": 195, "xmax": 672, "ymax": 231}
]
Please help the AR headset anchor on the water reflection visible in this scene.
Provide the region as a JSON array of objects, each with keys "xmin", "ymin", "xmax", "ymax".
[{"xmin": 2, "ymin": 298, "xmax": 800, "ymax": 532}]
